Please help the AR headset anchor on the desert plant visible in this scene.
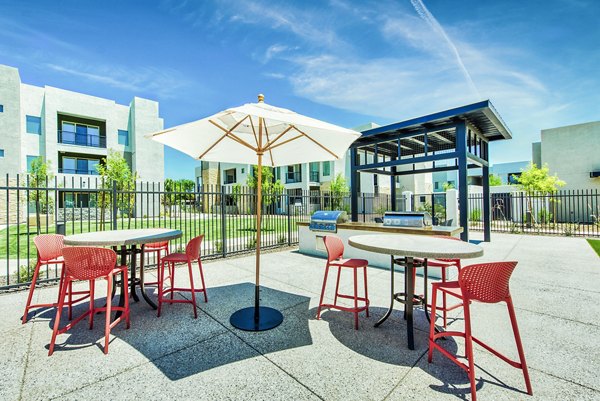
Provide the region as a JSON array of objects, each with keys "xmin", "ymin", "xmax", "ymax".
[
  {"xmin": 246, "ymin": 237, "xmax": 256, "ymax": 250},
  {"xmin": 509, "ymin": 223, "xmax": 521, "ymax": 234},
  {"xmin": 214, "ymin": 240, "xmax": 223, "ymax": 253},
  {"xmin": 469, "ymin": 208, "xmax": 482, "ymax": 222},
  {"xmin": 16, "ymin": 261, "xmax": 41, "ymax": 283},
  {"xmin": 537, "ymin": 208, "xmax": 553, "ymax": 225},
  {"xmin": 563, "ymin": 223, "xmax": 579, "ymax": 237},
  {"xmin": 278, "ymin": 234, "xmax": 287, "ymax": 245}
]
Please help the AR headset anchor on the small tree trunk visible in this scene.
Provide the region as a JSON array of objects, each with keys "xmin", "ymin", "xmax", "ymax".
[{"xmin": 35, "ymin": 194, "xmax": 41, "ymax": 236}]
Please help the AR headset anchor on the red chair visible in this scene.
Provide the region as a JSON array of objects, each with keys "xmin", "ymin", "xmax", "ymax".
[
  {"xmin": 157, "ymin": 235, "xmax": 207, "ymax": 318},
  {"xmin": 428, "ymin": 261, "xmax": 532, "ymax": 401},
  {"xmin": 49, "ymin": 247, "xmax": 130, "ymax": 356},
  {"xmin": 414, "ymin": 235, "xmax": 463, "ymax": 328},
  {"xmin": 22, "ymin": 234, "xmax": 90, "ymax": 324},
  {"xmin": 317, "ymin": 236, "xmax": 369, "ymax": 330},
  {"xmin": 142, "ymin": 241, "xmax": 170, "ymax": 286}
]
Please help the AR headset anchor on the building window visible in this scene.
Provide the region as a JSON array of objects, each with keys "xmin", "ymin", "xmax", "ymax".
[
  {"xmin": 224, "ymin": 168, "xmax": 236, "ymax": 184},
  {"xmin": 322, "ymin": 161, "xmax": 331, "ymax": 176},
  {"xmin": 118, "ymin": 130, "xmax": 129, "ymax": 146},
  {"xmin": 60, "ymin": 156, "xmax": 100, "ymax": 175},
  {"xmin": 434, "ymin": 182, "xmax": 439, "ymax": 190},
  {"xmin": 26, "ymin": 116, "xmax": 41, "ymax": 135},
  {"xmin": 0, "ymin": 149, "xmax": 4, "ymax": 157},
  {"xmin": 60, "ymin": 121, "xmax": 103, "ymax": 147},
  {"xmin": 0, "ymin": 105, "xmax": 4, "ymax": 112},
  {"xmin": 309, "ymin": 162, "xmax": 320, "ymax": 182},
  {"xmin": 241, "ymin": 168, "xmax": 245, "ymax": 174},
  {"xmin": 508, "ymin": 172, "xmax": 521, "ymax": 185},
  {"xmin": 286, "ymin": 164, "xmax": 302, "ymax": 183},
  {"xmin": 27, "ymin": 155, "xmax": 39, "ymax": 173}
]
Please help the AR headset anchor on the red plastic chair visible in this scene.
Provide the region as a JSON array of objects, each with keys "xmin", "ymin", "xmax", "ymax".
[
  {"xmin": 157, "ymin": 235, "xmax": 207, "ymax": 318},
  {"xmin": 22, "ymin": 234, "xmax": 90, "ymax": 324},
  {"xmin": 317, "ymin": 236, "xmax": 369, "ymax": 330},
  {"xmin": 143, "ymin": 241, "xmax": 170, "ymax": 286},
  {"xmin": 428, "ymin": 261, "xmax": 532, "ymax": 401},
  {"xmin": 48, "ymin": 247, "xmax": 130, "ymax": 356},
  {"xmin": 414, "ymin": 235, "xmax": 463, "ymax": 328}
]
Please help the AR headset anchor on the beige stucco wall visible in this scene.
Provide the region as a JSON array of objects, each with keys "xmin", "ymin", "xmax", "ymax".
[{"xmin": 541, "ymin": 121, "xmax": 600, "ymax": 191}]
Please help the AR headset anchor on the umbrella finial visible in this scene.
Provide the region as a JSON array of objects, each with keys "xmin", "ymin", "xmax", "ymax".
[{"xmin": 257, "ymin": 94, "xmax": 264, "ymax": 103}]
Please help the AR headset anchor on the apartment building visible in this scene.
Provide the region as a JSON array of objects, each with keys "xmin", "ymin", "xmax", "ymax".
[
  {"xmin": 0, "ymin": 65, "xmax": 164, "ymax": 188},
  {"xmin": 533, "ymin": 121, "xmax": 600, "ymax": 191}
]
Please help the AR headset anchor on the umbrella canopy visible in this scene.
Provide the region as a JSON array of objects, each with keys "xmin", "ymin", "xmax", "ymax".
[
  {"xmin": 149, "ymin": 95, "xmax": 360, "ymax": 166},
  {"xmin": 149, "ymin": 95, "xmax": 361, "ymax": 331}
]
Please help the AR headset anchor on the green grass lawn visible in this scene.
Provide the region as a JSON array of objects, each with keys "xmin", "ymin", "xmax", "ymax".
[
  {"xmin": 587, "ymin": 239, "xmax": 600, "ymax": 257},
  {"xmin": 1, "ymin": 214, "xmax": 299, "ymax": 260}
]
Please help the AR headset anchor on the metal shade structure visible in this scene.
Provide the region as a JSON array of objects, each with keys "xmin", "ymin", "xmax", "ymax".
[
  {"xmin": 349, "ymin": 100, "xmax": 512, "ymax": 242},
  {"xmin": 150, "ymin": 95, "xmax": 360, "ymax": 331}
]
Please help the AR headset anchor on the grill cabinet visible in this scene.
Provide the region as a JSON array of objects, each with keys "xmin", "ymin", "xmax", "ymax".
[
  {"xmin": 309, "ymin": 211, "xmax": 348, "ymax": 233},
  {"xmin": 383, "ymin": 211, "xmax": 432, "ymax": 228}
]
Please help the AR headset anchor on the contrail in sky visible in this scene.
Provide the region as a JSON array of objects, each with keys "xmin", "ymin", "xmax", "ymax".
[{"xmin": 410, "ymin": 0, "xmax": 481, "ymax": 98}]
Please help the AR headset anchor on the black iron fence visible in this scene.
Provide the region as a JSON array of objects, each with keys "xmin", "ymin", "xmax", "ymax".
[
  {"xmin": 0, "ymin": 176, "xmax": 394, "ymax": 290},
  {"xmin": 468, "ymin": 189, "xmax": 600, "ymax": 237}
]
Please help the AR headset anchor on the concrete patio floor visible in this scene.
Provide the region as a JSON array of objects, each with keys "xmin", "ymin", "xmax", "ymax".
[{"xmin": 1, "ymin": 233, "xmax": 599, "ymax": 401}]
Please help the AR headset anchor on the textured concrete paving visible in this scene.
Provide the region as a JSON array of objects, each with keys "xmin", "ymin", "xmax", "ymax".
[{"xmin": 0, "ymin": 233, "xmax": 599, "ymax": 401}]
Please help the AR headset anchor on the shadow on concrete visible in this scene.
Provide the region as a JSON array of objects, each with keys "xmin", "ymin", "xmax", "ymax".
[
  {"xmin": 37, "ymin": 282, "xmax": 313, "ymax": 380},
  {"xmin": 313, "ymin": 305, "xmax": 523, "ymax": 399}
]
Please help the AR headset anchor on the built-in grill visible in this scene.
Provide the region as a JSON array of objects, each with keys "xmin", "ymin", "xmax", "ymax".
[
  {"xmin": 309, "ymin": 210, "xmax": 348, "ymax": 233},
  {"xmin": 383, "ymin": 211, "xmax": 432, "ymax": 228}
]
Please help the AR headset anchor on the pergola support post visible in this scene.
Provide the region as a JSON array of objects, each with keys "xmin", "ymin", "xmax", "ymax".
[
  {"xmin": 456, "ymin": 122, "xmax": 469, "ymax": 242},
  {"xmin": 350, "ymin": 147, "xmax": 359, "ymax": 222},
  {"xmin": 390, "ymin": 163, "xmax": 397, "ymax": 211},
  {"xmin": 482, "ymin": 164, "xmax": 491, "ymax": 242}
]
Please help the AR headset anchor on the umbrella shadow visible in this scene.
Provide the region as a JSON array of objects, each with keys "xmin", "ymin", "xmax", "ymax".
[
  {"xmin": 313, "ymin": 305, "xmax": 523, "ymax": 399},
  {"xmin": 39, "ymin": 282, "xmax": 313, "ymax": 381}
]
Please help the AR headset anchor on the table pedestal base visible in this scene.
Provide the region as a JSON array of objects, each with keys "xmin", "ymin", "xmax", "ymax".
[{"xmin": 230, "ymin": 306, "xmax": 283, "ymax": 331}]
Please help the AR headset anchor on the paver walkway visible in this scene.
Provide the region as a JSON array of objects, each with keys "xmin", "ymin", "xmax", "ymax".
[{"xmin": 1, "ymin": 233, "xmax": 598, "ymax": 400}]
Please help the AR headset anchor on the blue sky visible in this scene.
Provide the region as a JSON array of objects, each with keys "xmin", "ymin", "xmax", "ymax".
[{"xmin": 1, "ymin": 0, "xmax": 598, "ymax": 180}]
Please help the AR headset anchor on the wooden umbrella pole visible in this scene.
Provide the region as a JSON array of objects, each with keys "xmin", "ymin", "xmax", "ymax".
[{"xmin": 254, "ymin": 117, "xmax": 264, "ymax": 320}]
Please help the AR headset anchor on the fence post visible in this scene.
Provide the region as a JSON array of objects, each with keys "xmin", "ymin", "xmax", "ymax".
[
  {"xmin": 520, "ymin": 192, "xmax": 525, "ymax": 231},
  {"xmin": 220, "ymin": 185, "xmax": 227, "ymax": 257},
  {"xmin": 287, "ymin": 193, "xmax": 292, "ymax": 246},
  {"xmin": 112, "ymin": 180, "xmax": 118, "ymax": 230},
  {"xmin": 362, "ymin": 195, "xmax": 366, "ymax": 222}
]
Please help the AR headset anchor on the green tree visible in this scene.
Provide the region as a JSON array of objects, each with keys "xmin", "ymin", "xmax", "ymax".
[
  {"xmin": 442, "ymin": 181, "xmax": 455, "ymax": 191},
  {"xmin": 516, "ymin": 163, "xmax": 565, "ymax": 225},
  {"xmin": 247, "ymin": 166, "xmax": 284, "ymax": 229},
  {"xmin": 489, "ymin": 174, "xmax": 503, "ymax": 186},
  {"xmin": 96, "ymin": 150, "xmax": 137, "ymax": 230},
  {"xmin": 162, "ymin": 178, "xmax": 196, "ymax": 216},
  {"xmin": 329, "ymin": 173, "xmax": 349, "ymax": 210},
  {"xmin": 29, "ymin": 157, "xmax": 54, "ymax": 235}
]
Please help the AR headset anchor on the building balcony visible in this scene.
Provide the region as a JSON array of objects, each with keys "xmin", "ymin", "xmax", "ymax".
[
  {"xmin": 58, "ymin": 168, "xmax": 100, "ymax": 175},
  {"xmin": 58, "ymin": 130, "xmax": 106, "ymax": 148},
  {"xmin": 286, "ymin": 172, "xmax": 302, "ymax": 184}
]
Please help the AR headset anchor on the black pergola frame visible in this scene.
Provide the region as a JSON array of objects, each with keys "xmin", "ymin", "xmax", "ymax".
[{"xmin": 350, "ymin": 100, "xmax": 512, "ymax": 242}]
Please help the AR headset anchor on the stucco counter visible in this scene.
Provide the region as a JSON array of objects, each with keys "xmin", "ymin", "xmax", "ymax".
[{"xmin": 297, "ymin": 222, "xmax": 463, "ymax": 278}]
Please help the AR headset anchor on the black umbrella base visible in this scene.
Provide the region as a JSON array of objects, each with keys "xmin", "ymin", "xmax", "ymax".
[{"xmin": 230, "ymin": 306, "xmax": 284, "ymax": 331}]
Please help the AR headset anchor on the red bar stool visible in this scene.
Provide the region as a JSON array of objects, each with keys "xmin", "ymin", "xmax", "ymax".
[
  {"xmin": 22, "ymin": 234, "xmax": 90, "ymax": 324},
  {"xmin": 428, "ymin": 261, "xmax": 533, "ymax": 401},
  {"xmin": 157, "ymin": 235, "xmax": 207, "ymax": 319},
  {"xmin": 316, "ymin": 235, "xmax": 369, "ymax": 330},
  {"xmin": 142, "ymin": 241, "xmax": 170, "ymax": 286},
  {"xmin": 49, "ymin": 247, "xmax": 130, "ymax": 356},
  {"xmin": 414, "ymin": 235, "xmax": 463, "ymax": 328}
]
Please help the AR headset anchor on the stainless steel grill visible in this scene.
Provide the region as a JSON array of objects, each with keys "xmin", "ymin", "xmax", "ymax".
[
  {"xmin": 383, "ymin": 211, "xmax": 432, "ymax": 228},
  {"xmin": 309, "ymin": 210, "xmax": 348, "ymax": 233}
]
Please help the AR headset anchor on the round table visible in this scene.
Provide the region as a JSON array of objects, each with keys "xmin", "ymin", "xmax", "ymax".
[
  {"xmin": 64, "ymin": 228, "xmax": 182, "ymax": 311},
  {"xmin": 348, "ymin": 234, "xmax": 483, "ymax": 350}
]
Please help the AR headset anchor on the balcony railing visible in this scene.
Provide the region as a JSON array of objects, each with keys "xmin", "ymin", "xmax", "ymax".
[
  {"xmin": 309, "ymin": 171, "xmax": 319, "ymax": 182},
  {"xmin": 286, "ymin": 172, "xmax": 302, "ymax": 184},
  {"xmin": 58, "ymin": 130, "xmax": 106, "ymax": 148},
  {"xmin": 58, "ymin": 168, "xmax": 100, "ymax": 175}
]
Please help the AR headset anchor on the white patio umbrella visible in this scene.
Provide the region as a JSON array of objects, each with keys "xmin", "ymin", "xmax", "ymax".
[{"xmin": 149, "ymin": 94, "xmax": 360, "ymax": 331}]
